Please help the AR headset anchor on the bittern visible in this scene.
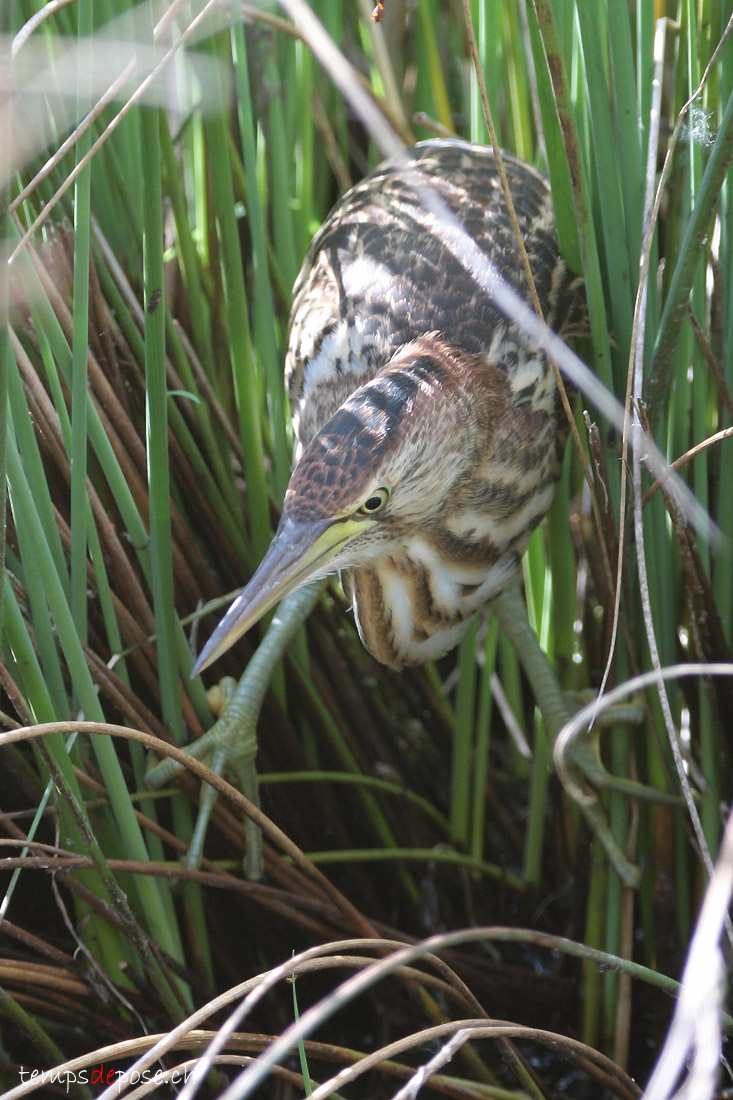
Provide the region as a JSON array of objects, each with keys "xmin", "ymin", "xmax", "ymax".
[
  {"xmin": 150, "ymin": 139, "xmax": 638, "ymax": 883},
  {"xmin": 195, "ymin": 139, "xmax": 585, "ymax": 675}
]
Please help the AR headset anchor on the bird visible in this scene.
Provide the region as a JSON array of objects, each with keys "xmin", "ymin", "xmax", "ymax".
[
  {"xmin": 192, "ymin": 138, "xmax": 587, "ymax": 677},
  {"xmin": 153, "ymin": 138, "xmax": 642, "ymax": 884}
]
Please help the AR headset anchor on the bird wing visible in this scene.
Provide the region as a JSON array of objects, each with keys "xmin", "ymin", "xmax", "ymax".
[{"xmin": 285, "ymin": 139, "xmax": 584, "ymax": 451}]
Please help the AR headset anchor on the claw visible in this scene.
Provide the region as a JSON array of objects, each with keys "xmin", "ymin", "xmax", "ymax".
[
  {"xmin": 146, "ymin": 583, "xmax": 323, "ymax": 875},
  {"xmin": 491, "ymin": 586, "xmax": 648, "ymax": 887}
]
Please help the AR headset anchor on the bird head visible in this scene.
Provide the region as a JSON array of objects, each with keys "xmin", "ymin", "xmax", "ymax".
[{"xmin": 192, "ymin": 337, "xmax": 500, "ymax": 675}]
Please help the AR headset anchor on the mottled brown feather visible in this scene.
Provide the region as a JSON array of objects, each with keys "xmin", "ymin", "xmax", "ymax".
[{"xmin": 282, "ymin": 139, "xmax": 586, "ymax": 668}]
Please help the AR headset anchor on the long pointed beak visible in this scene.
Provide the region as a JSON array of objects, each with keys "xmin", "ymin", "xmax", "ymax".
[{"xmin": 191, "ymin": 514, "xmax": 350, "ymax": 676}]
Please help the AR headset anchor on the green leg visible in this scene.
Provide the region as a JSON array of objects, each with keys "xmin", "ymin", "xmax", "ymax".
[
  {"xmin": 491, "ymin": 586, "xmax": 571, "ymax": 736},
  {"xmin": 146, "ymin": 581, "xmax": 323, "ymax": 875},
  {"xmin": 491, "ymin": 585, "xmax": 658, "ymax": 889},
  {"xmin": 149, "ymin": 580, "xmax": 657, "ymax": 885}
]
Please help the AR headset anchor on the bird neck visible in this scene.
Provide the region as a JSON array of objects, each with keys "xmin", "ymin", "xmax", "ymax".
[{"xmin": 335, "ymin": 338, "xmax": 566, "ymax": 669}]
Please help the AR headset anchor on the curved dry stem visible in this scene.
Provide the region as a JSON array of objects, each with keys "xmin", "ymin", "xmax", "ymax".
[
  {"xmin": 643, "ymin": 425, "xmax": 733, "ymax": 505},
  {"xmin": 0, "ymin": 720, "xmax": 377, "ymax": 938},
  {"xmin": 554, "ymin": 662, "xmax": 733, "ymax": 802},
  {"xmin": 314, "ymin": 1019, "xmax": 640, "ymax": 1100}
]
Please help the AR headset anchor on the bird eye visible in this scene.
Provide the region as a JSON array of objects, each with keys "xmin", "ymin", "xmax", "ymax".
[{"xmin": 356, "ymin": 486, "xmax": 391, "ymax": 517}]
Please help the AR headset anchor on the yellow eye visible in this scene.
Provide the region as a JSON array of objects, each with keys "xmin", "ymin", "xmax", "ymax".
[{"xmin": 356, "ymin": 486, "xmax": 391, "ymax": 517}]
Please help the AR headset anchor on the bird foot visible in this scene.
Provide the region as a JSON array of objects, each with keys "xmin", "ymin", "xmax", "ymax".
[
  {"xmin": 145, "ymin": 583, "xmax": 323, "ymax": 876},
  {"xmin": 549, "ymin": 717, "xmax": 640, "ymax": 889},
  {"xmin": 490, "ymin": 588, "xmax": 674, "ymax": 889},
  {"xmin": 146, "ymin": 674, "xmax": 264, "ymax": 877},
  {"xmin": 553, "ymin": 701, "xmax": 685, "ymax": 890},
  {"xmin": 559, "ymin": 690, "xmax": 681, "ymax": 805}
]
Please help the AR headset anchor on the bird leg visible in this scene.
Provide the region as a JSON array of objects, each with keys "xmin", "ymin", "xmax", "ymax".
[
  {"xmin": 149, "ymin": 580, "xmax": 651, "ymax": 886},
  {"xmin": 490, "ymin": 585, "xmax": 658, "ymax": 888},
  {"xmin": 145, "ymin": 582, "xmax": 323, "ymax": 876}
]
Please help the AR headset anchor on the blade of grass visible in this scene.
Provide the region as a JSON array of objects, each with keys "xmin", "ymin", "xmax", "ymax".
[
  {"xmin": 575, "ymin": 3, "xmax": 635, "ymax": 359},
  {"xmin": 529, "ymin": 0, "xmax": 614, "ymax": 392},
  {"xmin": 450, "ymin": 616, "xmax": 479, "ymax": 849},
  {"xmin": 202, "ymin": 30, "xmax": 271, "ymax": 564},
  {"xmin": 0, "ymin": 5, "xmax": 10, "ymax": 654},
  {"xmin": 648, "ymin": 84, "xmax": 733, "ymax": 426},
  {"xmin": 69, "ymin": 0, "xmax": 94, "ymax": 646},
  {"xmin": 5, "ymin": 413, "xmax": 190, "ymax": 981},
  {"xmin": 230, "ymin": 11, "xmax": 290, "ymax": 500},
  {"xmin": 141, "ymin": 94, "xmax": 182, "ymax": 732},
  {"xmin": 470, "ymin": 615, "xmax": 499, "ymax": 864}
]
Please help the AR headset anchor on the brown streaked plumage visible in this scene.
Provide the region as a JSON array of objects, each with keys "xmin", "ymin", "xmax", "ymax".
[{"xmin": 193, "ymin": 139, "xmax": 586, "ymax": 675}]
